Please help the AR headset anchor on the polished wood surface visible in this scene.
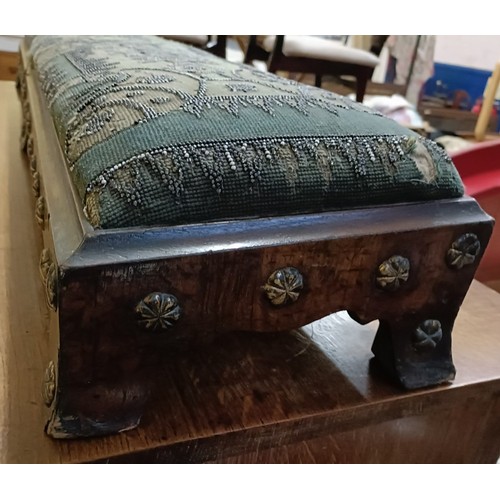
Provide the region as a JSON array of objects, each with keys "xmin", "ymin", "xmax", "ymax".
[{"xmin": 1, "ymin": 80, "xmax": 500, "ymax": 462}]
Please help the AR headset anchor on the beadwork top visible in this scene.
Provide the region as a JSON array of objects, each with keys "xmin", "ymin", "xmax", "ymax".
[{"xmin": 28, "ymin": 35, "xmax": 464, "ymax": 229}]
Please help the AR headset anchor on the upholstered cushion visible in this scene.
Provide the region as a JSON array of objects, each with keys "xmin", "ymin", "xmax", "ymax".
[
  {"xmin": 261, "ymin": 35, "xmax": 380, "ymax": 68},
  {"xmin": 29, "ymin": 35, "xmax": 463, "ymax": 230},
  {"xmin": 159, "ymin": 35, "xmax": 209, "ymax": 46}
]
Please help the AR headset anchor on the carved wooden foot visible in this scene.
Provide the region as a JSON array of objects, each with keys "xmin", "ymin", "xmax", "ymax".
[
  {"xmin": 371, "ymin": 314, "xmax": 456, "ymax": 389},
  {"xmin": 43, "ymin": 358, "xmax": 151, "ymax": 439},
  {"xmin": 45, "ymin": 380, "xmax": 150, "ymax": 439}
]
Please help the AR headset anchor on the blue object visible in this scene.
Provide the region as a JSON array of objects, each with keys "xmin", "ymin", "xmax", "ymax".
[{"xmin": 424, "ymin": 63, "xmax": 493, "ymax": 109}]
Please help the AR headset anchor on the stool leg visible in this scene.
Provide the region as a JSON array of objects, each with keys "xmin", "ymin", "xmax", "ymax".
[
  {"xmin": 44, "ymin": 332, "xmax": 153, "ymax": 438},
  {"xmin": 315, "ymin": 74, "xmax": 322, "ymax": 88},
  {"xmin": 45, "ymin": 365, "xmax": 151, "ymax": 439},
  {"xmin": 371, "ymin": 312, "xmax": 456, "ymax": 389}
]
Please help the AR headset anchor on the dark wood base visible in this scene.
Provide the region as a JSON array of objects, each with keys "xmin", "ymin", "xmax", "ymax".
[
  {"xmin": 17, "ymin": 43, "xmax": 494, "ymax": 439},
  {"xmin": 41, "ymin": 198, "xmax": 491, "ymax": 438}
]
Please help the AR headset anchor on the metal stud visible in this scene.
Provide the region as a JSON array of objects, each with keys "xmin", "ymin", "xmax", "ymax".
[
  {"xmin": 136, "ymin": 292, "xmax": 181, "ymax": 331},
  {"xmin": 26, "ymin": 135, "xmax": 34, "ymax": 160},
  {"xmin": 45, "ymin": 263, "xmax": 58, "ymax": 311},
  {"xmin": 20, "ymin": 123, "xmax": 29, "ymax": 152},
  {"xmin": 263, "ymin": 267, "xmax": 303, "ymax": 306},
  {"xmin": 376, "ymin": 255, "xmax": 410, "ymax": 291},
  {"xmin": 412, "ymin": 320, "xmax": 443, "ymax": 352},
  {"xmin": 447, "ymin": 233, "xmax": 481, "ymax": 269},
  {"xmin": 35, "ymin": 196, "xmax": 46, "ymax": 229},
  {"xmin": 39, "ymin": 248, "xmax": 52, "ymax": 283},
  {"xmin": 43, "ymin": 361, "xmax": 56, "ymax": 407},
  {"xmin": 32, "ymin": 171, "xmax": 40, "ymax": 198},
  {"xmin": 29, "ymin": 155, "xmax": 37, "ymax": 174}
]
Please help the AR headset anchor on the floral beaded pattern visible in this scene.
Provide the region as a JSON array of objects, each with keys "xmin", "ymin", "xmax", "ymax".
[
  {"xmin": 84, "ymin": 135, "xmax": 424, "ymax": 224},
  {"xmin": 30, "ymin": 36, "xmax": 366, "ymax": 168},
  {"xmin": 29, "ymin": 36, "xmax": 464, "ymax": 229}
]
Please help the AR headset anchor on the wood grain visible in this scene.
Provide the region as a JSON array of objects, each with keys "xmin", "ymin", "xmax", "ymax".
[
  {"xmin": 2, "ymin": 79, "xmax": 500, "ymax": 462},
  {"xmin": 210, "ymin": 398, "xmax": 500, "ymax": 463}
]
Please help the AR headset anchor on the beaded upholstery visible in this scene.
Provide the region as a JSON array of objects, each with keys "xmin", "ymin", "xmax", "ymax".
[{"xmin": 29, "ymin": 35, "xmax": 464, "ymax": 229}]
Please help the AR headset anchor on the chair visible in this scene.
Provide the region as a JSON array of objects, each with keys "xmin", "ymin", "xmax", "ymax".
[
  {"xmin": 159, "ymin": 35, "xmax": 227, "ymax": 58},
  {"xmin": 244, "ymin": 35, "xmax": 379, "ymax": 102}
]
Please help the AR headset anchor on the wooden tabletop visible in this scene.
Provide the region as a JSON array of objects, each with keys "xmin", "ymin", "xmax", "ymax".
[{"xmin": 1, "ymin": 81, "xmax": 500, "ymax": 463}]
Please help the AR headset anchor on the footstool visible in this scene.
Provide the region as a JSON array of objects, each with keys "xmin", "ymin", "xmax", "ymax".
[{"xmin": 17, "ymin": 36, "xmax": 493, "ymax": 439}]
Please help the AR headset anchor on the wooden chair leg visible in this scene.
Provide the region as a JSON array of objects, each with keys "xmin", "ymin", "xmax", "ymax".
[
  {"xmin": 207, "ymin": 36, "xmax": 227, "ymax": 59},
  {"xmin": 267, "ymin": 35, "xmax": 285, "ymax": 74},
  {"xmin": 244, "ymin": 36, "xmax": 269, "ymax": 65},
  {"xmin": 355, "ymin": 73, "xmax": 369, "ymax": 103},
  {"xmin": 315, "ymin": 74, "xmax": 322, "ymax": 88}
]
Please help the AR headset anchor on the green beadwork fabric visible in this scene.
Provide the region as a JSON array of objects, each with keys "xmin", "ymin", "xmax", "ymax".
[{"xmin": 29, "ymin": 35, "xmax": 464, "ymax": 229}]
